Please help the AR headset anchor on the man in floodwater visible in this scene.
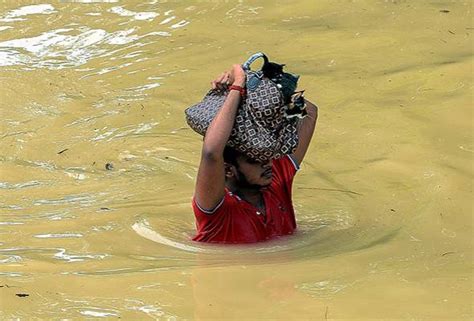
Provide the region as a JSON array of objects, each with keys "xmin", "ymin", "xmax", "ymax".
[{"xmin": 192, "ymin": 64, "xmax": 318, "ymax": 243}]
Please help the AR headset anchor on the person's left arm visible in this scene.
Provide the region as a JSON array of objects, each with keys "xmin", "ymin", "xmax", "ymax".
[{"xmin": 291, "ymin": 100, "xmax": 318, "ymax": 166}]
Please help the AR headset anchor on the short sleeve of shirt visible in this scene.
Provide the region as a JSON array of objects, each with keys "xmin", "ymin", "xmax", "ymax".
[
  {"xmin": 271, "ymin": 154, "xmax": 299, "ymax": 196},
  {"xmin": 192, "ymin": 192, "xmax": 234, "ymax": 239}
]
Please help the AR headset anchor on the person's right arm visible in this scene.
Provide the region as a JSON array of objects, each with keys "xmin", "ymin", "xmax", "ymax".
[{"xmin": 194, "ymin": 65, "xmax": 246, "ymax": 211}]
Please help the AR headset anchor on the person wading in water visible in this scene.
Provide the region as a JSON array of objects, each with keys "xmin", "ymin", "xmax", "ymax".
[{"xmin": 192, "ymin": 64, "xmax": 318, "ymax": 243}]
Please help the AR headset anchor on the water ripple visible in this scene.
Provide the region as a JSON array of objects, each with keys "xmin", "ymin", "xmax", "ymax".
[
  {"xmin": 0, "ymin": 247, "xmax": 109, "ymax": 263},
  {"xmin": 79, "ymin": 308, "xmax": 119, "ymax": 318},
  {"xmin": 0, "ymin": 255, "xmax": 22, "ymax": 264},
  {"xmin": 0, "ymin": 272, "xmax": 23, "ymax": 277},
  {"xmin": 295, "ymin": 279, "xmax": 355, "ymax": 298},
  {"xmin": 33, "ymin": 193, "xmax": 98, "ymax": 207},
  {"xmin": 0, "ymin": 28, "xmax": 137, "ymax": 68},
  {"xmin": 0, "ymin": 4, "xmax": 56, "ymax": 22},
  {"xmin": 109, "ymin": 6, "xmax": 159, "ymax": 21},
  {"xmin": 91, "ymin": 122, "xmax": 159, "ymax": 141},
  {"xmin": 54, "ymin": 248, "xmax": 109, "ymax": 263},
  {"xmin": 0, "ymin": 4, "xmax": 188, "ymax": 71},
  {"xmin": 0, "ymin": 180, "xmax": 43, "ymax": 189},
  {"xmin": 34, "ymin": 233, "xmax": 84, "ymax": 239}
]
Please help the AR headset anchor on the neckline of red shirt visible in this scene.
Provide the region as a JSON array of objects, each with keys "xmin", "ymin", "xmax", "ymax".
[{"xmin": 225, "ymin": 188, "xmax": 268, "ymax": 222}]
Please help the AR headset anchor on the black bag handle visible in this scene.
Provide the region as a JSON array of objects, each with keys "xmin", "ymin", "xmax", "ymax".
[{"xmin": 242, "ymin": 52, "xmax": 269, "ymax": 72}]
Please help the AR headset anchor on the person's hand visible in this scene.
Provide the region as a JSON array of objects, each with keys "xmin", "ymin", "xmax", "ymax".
[
  {"xmin": 211, "ymin": 64, "xmax": 246, "ymax": 90},
  {"xmin": 230, "ymin": 64, "xmax": 245, "ymax": 87}
]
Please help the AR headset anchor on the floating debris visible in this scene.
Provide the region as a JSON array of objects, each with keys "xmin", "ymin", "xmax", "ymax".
[
  {"xmin": 441, "ymin": 251, "xmax": 455, "ymax": 257},
  {"xmin": 16, "ymin": 293, "xmax": 29, "ymax": 297}
]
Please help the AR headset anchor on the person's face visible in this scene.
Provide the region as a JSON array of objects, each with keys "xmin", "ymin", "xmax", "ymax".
[{"xmin": 228, "ymin": 156, "xmax": 273, "ymax": 189}]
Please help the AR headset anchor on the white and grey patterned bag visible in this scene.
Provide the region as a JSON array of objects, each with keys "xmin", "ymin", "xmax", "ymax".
[{"xmin": 185, "ymin": 52, "xmax": 307, "ymax": 161}]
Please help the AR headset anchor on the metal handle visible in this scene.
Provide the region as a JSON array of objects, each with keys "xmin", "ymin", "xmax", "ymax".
[{"xmin": 242, "ymin": 52, "xmax": 269, "ymax": 71}]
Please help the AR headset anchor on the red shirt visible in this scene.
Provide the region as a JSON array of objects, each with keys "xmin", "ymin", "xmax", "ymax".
[{"xmin": 192, "ymin": 155, "xmax": 299, "ymax": 243}]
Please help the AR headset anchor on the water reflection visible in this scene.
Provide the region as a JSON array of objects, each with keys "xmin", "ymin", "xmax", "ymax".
[{"xmin": 190, "ymin": 263, "xmax": 319, "ymax": 320}]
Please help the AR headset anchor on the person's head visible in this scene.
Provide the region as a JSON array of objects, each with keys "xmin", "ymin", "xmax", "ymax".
[{"xmin": 223, "ymin": 146, "xmax": 273, "ymax": 190}]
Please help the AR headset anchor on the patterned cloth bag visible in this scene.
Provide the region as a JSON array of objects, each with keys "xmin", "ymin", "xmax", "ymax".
[{"xmin": 184, "ymin": 52, "xmax": 307, "ymax": 161}]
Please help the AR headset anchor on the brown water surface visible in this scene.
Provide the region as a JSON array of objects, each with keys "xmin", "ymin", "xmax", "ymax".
[{"xmin": 0, "ymin": 1, "xmax": 472, "ymax": 320}]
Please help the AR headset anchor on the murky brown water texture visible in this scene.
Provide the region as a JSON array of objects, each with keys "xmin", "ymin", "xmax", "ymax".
[{"xmin": 0, "ymin": 1, "xmax": 472, "ymax": 320}]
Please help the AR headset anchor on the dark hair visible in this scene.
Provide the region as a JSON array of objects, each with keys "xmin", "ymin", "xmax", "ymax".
[{"xmin": 223, "ymin": 145, "xmax": 241, "ymax": 166}]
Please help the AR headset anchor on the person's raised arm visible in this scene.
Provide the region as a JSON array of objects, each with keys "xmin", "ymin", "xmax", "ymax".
[
  {"xmin": 291, "ymin": 100, "xmax": 318, "ymax": 166},
  {"xmin": 194, "ymin": 65, "xmax": 246, "ymax": 211}
]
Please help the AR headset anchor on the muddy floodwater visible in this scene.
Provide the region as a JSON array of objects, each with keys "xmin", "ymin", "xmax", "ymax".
[{"xmin": 0, "ymin": 1, "xmax": 472, "ymax": 320}]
